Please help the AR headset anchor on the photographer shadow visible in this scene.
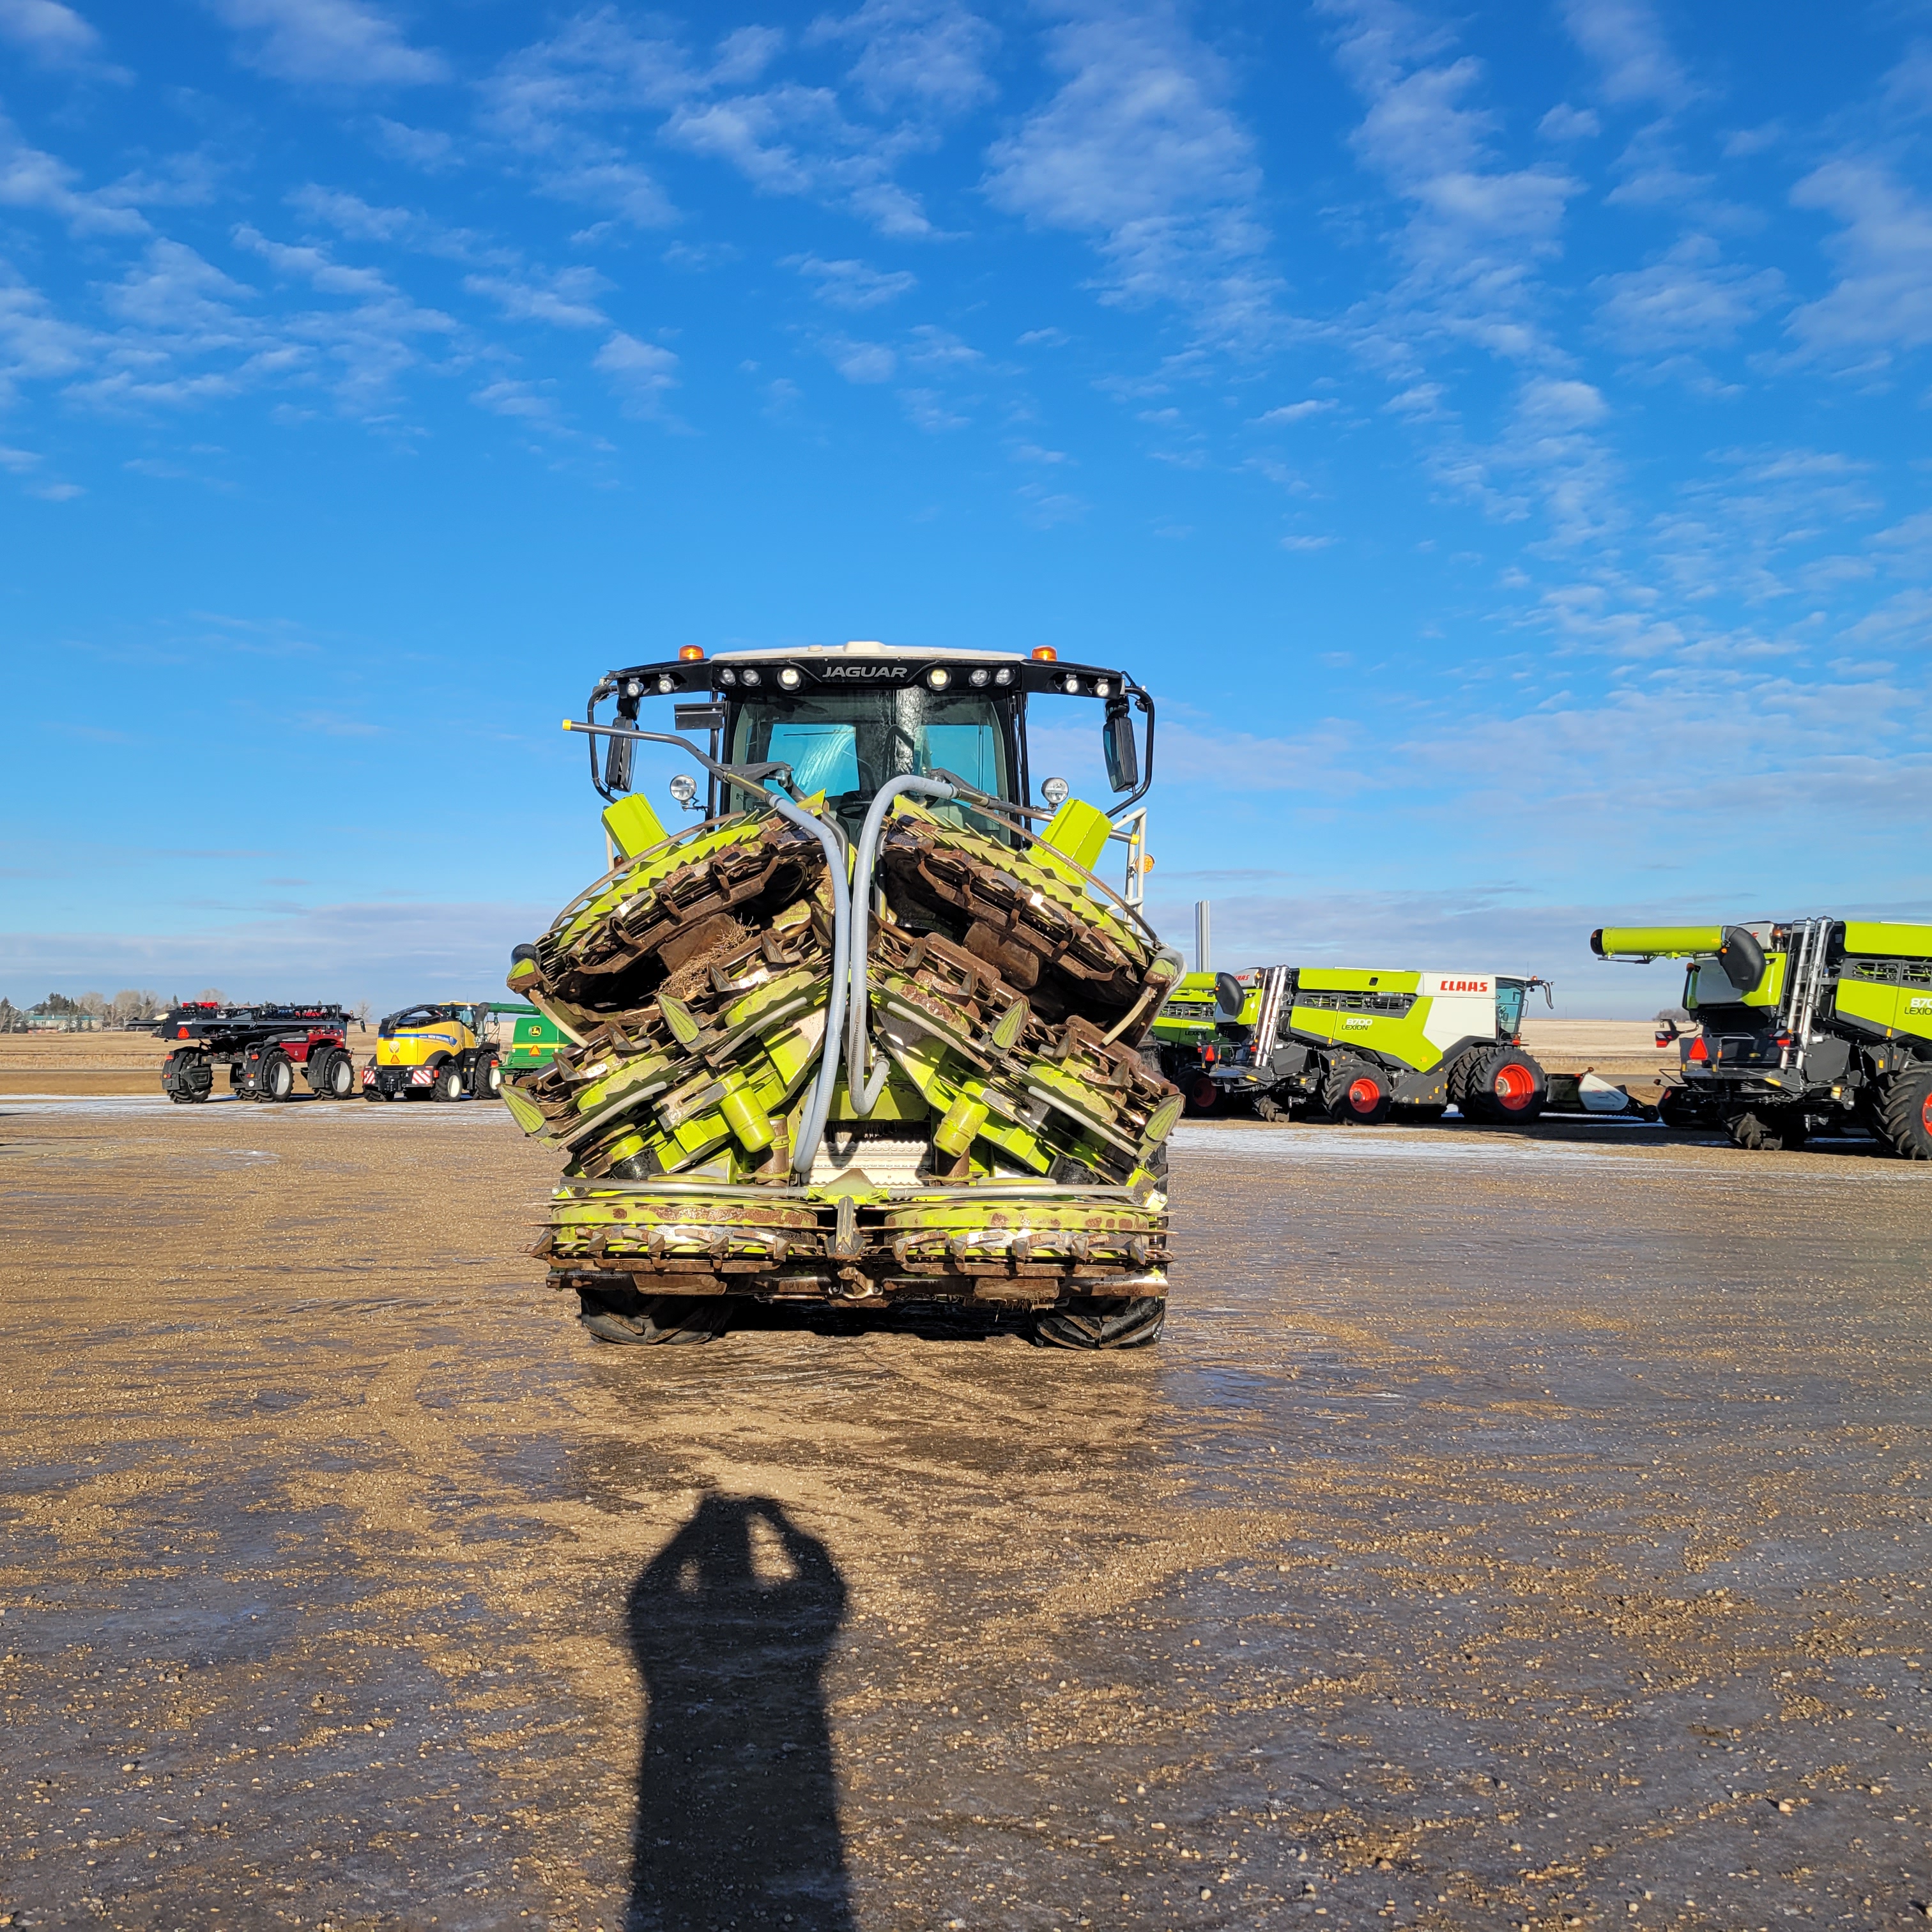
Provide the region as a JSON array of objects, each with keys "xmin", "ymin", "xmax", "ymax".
[{"xmin": 625, "ymin": 1494, "xmax": 852, "ymax": 1932}]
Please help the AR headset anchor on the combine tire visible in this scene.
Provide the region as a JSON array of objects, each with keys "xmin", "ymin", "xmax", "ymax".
[
  {"xmin": 1727, "ymin": 1107, "xmax": 1807, "ymax": 1152},
  {"xmin": 1657, "ymin": 1087, "xmax": 1706, "ymax": 1130},
  {"xmin": 1186, "ymin": 1074, "xmax": 1219, "ymax": 1114},
  {"xmin": 1323, "ymin": 1058, "xmax": 1393, "ymax": 1126},
  {"xmin": 1254, "ymin": 1094, "xmax": 1292, "ymax": 1123},
  {"xmin": 470, "ymin": 1055, "xmax": 502, "ymax": 1101},
  {"xmin": 431, "ymin": 1063, "xmax": 464, "ymax": 1103},
  {"xmin": 163, "ymin": 1050, "xmax": 213, "ymax": 1103},
  {"xmin": 1454, "ymin": 1046, "xmax": 1547, "ymax": 1124},
  {"xmin": 577, "ymin": 1284, "xmax": 733, "ymax": 1345},
  {"xmin": 309, "ymin": 1050, "xmax": 354, "ymax": 1100},
  {"xmin": 257, "ymin": 1051, "xmax": 296, "ymax": 1103},
  {"xmin": 1032, "ymin": 1296, "xmax": 1166, "ymax": 1349},
  {"xmin": 1877, "ymin": 1070, "xmax": 1932, "ymax": 1161}
]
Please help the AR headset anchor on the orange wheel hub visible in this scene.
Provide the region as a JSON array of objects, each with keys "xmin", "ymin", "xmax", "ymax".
[
  {"xmin": 1347, "ymin": 1077, "xmax": 1381, "ymax": 1112},
  {"xmin": 1491, "ymin": 1061, "xmax": 1538, "ymax": 1110}
]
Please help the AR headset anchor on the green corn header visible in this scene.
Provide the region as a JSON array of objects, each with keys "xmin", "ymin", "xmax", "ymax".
[
  {"xmin": 1152, "ymin": 965, "xmax": 1551, "ymax": 1125},
  {"xmin": 501, "ymin": 641, "xmax": 1184, "ymax": 1348},
  {"xmin": 1591, "ymin": 919, "xmax": 1932, "ymax": 1155}
]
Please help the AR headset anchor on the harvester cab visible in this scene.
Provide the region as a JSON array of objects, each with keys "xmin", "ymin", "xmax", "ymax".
[
  {"xmin": 362, "ymin": 1000, "xmax": 534, "ymax": 1103},
  {"xmin": 1154, "ymin": 966, "xmax": 1552, "ymax": 1127},
  {"xmin": 1592, "ymin": 920, "xmax": 1932, "ymax": 1156},
  {"xmin": 503, "ymin": 640, "xmax": 1184, "ymax": 1350}
]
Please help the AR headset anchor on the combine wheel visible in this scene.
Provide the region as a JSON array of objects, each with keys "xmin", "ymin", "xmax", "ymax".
[
  {"xmin": 1186, "ymin": 1075, "xmax": 1219, "ymax": 1115},
  {"xmin": 1657, "ymin": 1087, "xmax": 1706, "ymax": 1131},
  {"xmin": 577, "ymin": 1284, "xmax": 734, "ymax": 1345},
  {"xmin": 163, "ymin": 1050, "xmax": 213, "ymax": 1103},
  {"xmin": 1323, "ymin": 1057, "xmax": 1393, "ymax": 1126},
  {"xmin": 257, "ymin": 1051, "xmax": 296, "ymax": 1103},
  {"xmin": 1455, "ymin": 1046, "xmax": 1547, "ymax": 1125},
  {"xmin": 1727, "ymin": 1107, "xmax": 1807, "ymax": 1153},
  {"xmin": 431, "ymin": 1062, "xmax": 464, "ymax": 1103},
  {"xmin": 1032, "ymin": 1296, "xmax": 1166, "ymax": 1349},
  {"xmin": 470, "ymin": 1055, "xmax": 503, "ymax": 1101},
  {"xmin": 1877, "ymin": 1070, "xmax": 1932, "ymax": 1161},
  {"xmin": 1254, "ymin": 1095, "xmax": 1292, "ymax": 1124}
]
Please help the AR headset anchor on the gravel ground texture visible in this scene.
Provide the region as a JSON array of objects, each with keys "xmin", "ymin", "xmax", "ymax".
[{"xmin": 0, "ymin": 1095, "xmax": 1926, "ymax": 1932}]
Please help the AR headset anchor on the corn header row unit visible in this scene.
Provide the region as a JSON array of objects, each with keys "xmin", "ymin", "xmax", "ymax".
[
  {"xmin": 1594, "ymin": 920, "xmax": 1932, "ymax": 1156},
  {"xmin": 502, "ymin": 640, "xmax": 1184, "ymax": 1348}
]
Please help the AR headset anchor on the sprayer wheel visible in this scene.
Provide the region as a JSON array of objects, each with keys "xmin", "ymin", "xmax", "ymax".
[{"xmin": 1032, "ymin": 1296, "xmax": 1166, "ymax": 1350}]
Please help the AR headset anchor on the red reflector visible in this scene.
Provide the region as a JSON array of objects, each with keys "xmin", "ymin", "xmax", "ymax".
[
  {"xmin": 178, "ymin": 1025, "xmax": 188, "ymax": 1038},
  {"xmin": 1654, "ymin": 1034, "xmax": 1671, "ymax": 1049},
  {"xmin": 1202, "ymin": 1046, "xmax": 1216, "ymax": 1064},
  {"xmin": 1687, "ymin": 1038, "xmax": 1708, "ymax": 1061}
]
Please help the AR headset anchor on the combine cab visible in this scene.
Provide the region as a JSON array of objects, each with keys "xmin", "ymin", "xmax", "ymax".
[
  {"xmin": 1593, "ymin": 921, "xmax": 1932, "ymax": 1155},
  {"xmin": 1154, "ymin": 967, "xmax": 1551, "ymax": 1126},
  {"xmin": 154, "ymin": 1002, "xmax": 356, "ymax": 1104},
  {"xmin": 503, "ymin": 640, "xmax": 1182, "ymax": 1349}
]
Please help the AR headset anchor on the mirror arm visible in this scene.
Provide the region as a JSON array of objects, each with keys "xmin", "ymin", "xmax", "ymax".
[{"xmin": 1111, "ymin": 684, "xmax": 1156, "ymax": 815}]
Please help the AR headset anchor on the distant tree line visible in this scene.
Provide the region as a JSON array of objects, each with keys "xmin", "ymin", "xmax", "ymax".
[{"xmin": 0, "ymin": 990, "xmax": 164, "ymax": 1030}]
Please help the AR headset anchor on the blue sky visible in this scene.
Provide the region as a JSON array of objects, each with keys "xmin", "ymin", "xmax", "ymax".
[{"xmin": 1, "ymin": 0, "xmax": 1928, "ymax": 1019}]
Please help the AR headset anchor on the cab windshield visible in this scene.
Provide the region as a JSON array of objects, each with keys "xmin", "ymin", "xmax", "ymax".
[{"xmin": 726, "ymin": 687, "xmax": 1018, "ymax": 838}]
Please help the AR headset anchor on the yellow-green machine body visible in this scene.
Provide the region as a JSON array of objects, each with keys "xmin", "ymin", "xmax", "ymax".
[
  {"xmin": 503, "ymin": 642, "xmax": 1184, "ymax": 1347},
  {"xmin": 1591, "ymin": 920, "xmax": 1932, "ymax": 1156}
]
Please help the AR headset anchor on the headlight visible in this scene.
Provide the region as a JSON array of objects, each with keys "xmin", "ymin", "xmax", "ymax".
[
  {"xmin": 1061, "ymin": 673, "xmax": 1080, "ymax": 694},
  {"xmin": 969, "ymin": 667, "xmax": 989, "ymax": 687},
  {"xmin": 740, "ymin": 667, "xmax": 762, "ymax": 687},
  {"xmin": 1041, "ymin": 776, "xmax": 1070, "ymax": 808},
  {"xmin": 993, "ymin": 666, "xmax": 1013, "ymax": 686},
  {"xmin": 719, "ymin": 667, "xmax": 737, "ymax": 686},
  {"xmin": 778, "ymin": 666, "xmax": 802, "ymax": 690},
  {"xmin": 654, "ymin": 673, "xmax": 676, "ymax": 694}
]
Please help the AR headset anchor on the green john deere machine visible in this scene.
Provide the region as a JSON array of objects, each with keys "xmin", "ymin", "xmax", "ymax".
[
  {"xmin": 500, "ymin": 641, "xmax": 1183, "ymax": 1347},
  {"xmin": 1153, "ymin": 965, "xmax": 1551, "ymax": 1125},
  {"xmin": 1592, "ymin": 919, "xmax": 1932, "ymax": 1156}
]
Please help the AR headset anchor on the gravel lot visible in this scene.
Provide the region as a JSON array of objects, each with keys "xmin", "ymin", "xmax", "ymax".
[{"xmin": 1, "ymin": 1096, "xmax": 1926, "ymax": 1931}]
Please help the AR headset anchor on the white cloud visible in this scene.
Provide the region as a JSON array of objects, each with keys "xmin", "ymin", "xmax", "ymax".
[
  {"xmin": 1537, "ymin": 102, "xmax": 1599, "ymax": 142},
  {"xmin": 982, "ymin": 3, "xmax": 1278, "ymax": 345},
  {"xmin": 594, "ymin": 331, "xmax": 679, "ymax": 417},
  {"xmin": 286, "ymin": 183, "xmax": 411, "ymax": 240},
  {"xmin": 0, "ymin": 0, "xmax": 106, "ymax": 68},
  {"xmin": 206, "ymin": 0, "xmax": 448, "ymax": 88},
  {"xmin": 1557, "ymin": 0, "xmax": 1691, "ymax": 111},
  {"xmin": 810, "ymin": 0, "xmax": 997, "ymax": 116},
  {"xmin": 821, "ymin": 335, "xmax": 896, "ymax": 382},
  {"xmin": 464, "ymin": 267, "xmax": 609, "ymax": 330},
  {"xmin": 1593, "ymin": 234, "xmax": 1784, "ymax": 355},
  {"xmin": 1786, "ymin": 158, "xmax": 1932, "ymax": 371},
  {"xmin": 1253, "ymin": 399, "xmax": 1335, "ymax": 424},
  {"xmin": 368, "ymin": 116, "xmax": 455, "ymax": 170},
  {"xmin": 786, "ymin": 253, "xmax": 917, "ymax": 309},
  {"xmin": 0, "ymin": 117, "xmax": 150, "ymax": 236},
  {"xmin": 1279, "ymin": 533, "xmax": 1337, "ymax": 551},
  {"xmin": 900, "ymin": 387, "xmax": 967, "ymax": 431}
]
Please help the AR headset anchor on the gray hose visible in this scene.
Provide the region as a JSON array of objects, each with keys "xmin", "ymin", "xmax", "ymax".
[
  {"xmin": 844, "ymin": 773, "xmax": 959, "ymax": 1118},
  {"xmin": 765, "ymin": 790, "xmax": 852, "ymax": 1181}
]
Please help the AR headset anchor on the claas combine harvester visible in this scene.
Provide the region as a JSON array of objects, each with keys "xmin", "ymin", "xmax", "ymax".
[
  {"xmin": 1153, "ymin": 967, "xmax": 1551, "ymax": 1124},
  {"xmin": 500, "ymin": 641, "xmax": 1184, "ymax": 1348},
  {"xmin": 1593, "ymin": 919, "xmax": 1932, "ymax": 1156}
]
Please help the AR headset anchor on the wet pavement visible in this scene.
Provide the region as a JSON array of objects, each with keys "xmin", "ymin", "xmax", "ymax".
[{"xmin": 1, "ymin": 1099, "xmax": 1928, "ymax": 1931}]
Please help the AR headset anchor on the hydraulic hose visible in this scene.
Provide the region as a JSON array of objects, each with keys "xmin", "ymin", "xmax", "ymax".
[
  {"xmin": 845, "ymin": 774, "xmax": 960, "ymax": 1118},
  {"xmin": 762, "ymin": 790, "xmax": 852, "ymax": 1182}
]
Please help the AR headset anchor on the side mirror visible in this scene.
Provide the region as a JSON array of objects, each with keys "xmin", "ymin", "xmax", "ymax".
[
  {"xmin": 603, "ymin": 732, "xmax": 635, "ymax": 794},
  {"xmin": 1103, "ymin": 702, "xmax": 1139, "ymax": 793}
]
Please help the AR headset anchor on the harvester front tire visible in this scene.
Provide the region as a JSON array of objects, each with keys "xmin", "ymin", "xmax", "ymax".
[
  {"xmin": 576, "ymin": 1285, "xmax": 733, "ymax": 1346},
  {"xmin": 1323, "ymin": 1058, "xmax": 1393, "ymax": 1126},
  {"xmin": 1728, "ymin": 1107, "xmax": 1806, "ymax": 1153},
  {"xmin": 257, "ymin": 1052, "xmax": 296, "ymax": 1103},
  {"xmin": 1032, "ymin": 1296, "xmax": 1166, "ymax": 1350},
  {"xmin": 1454, "ymin": 1046, "xmax": 1547, "ymax": 1125},
  {"xmin": 1657, "ymin": 1087, "xmax": 1706, "ymax": 1131},
  {"xmin": 1877, "ymin": 1070, "xmax": 1932, "ymax": 1161},
  {"xmin": 470, "ymin": 1055, "xmax": 502, "ymax": 1101},
  {"xmin": 431, "ymin": 1063, "xmax": 464, "ymax": 1103}
]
